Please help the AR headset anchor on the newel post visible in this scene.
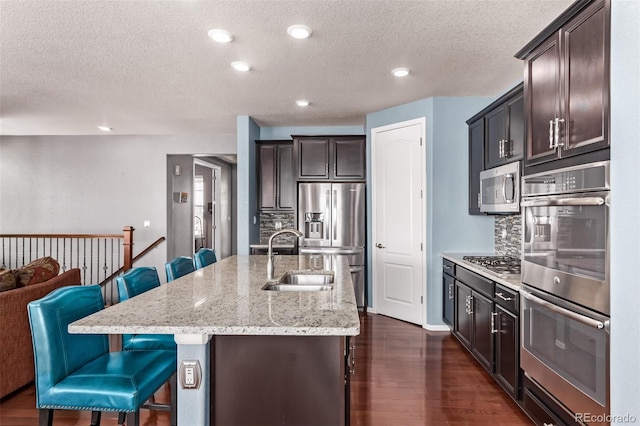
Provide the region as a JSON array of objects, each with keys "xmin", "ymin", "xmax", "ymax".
[{"xmin": 123, "ymin": 226, "xmax": 134, "ymax": 272}]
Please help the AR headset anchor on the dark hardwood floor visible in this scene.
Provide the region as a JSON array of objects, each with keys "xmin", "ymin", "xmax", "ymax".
[
  {"xmin": 0, "ymin": 313, "xmax": 532, "ymax": 425},
  {"xmin": 351, "ymin": 313, "xmax": 532, "ymax": 425}
]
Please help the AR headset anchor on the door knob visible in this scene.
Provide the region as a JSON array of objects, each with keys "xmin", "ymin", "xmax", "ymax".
[{"xmin": 376, "ymin": 243, "xmax": 386, "ymax": 249}]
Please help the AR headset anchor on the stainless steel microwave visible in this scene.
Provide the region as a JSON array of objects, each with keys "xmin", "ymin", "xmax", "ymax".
[{"xmin": 479, "ymin": 162, "xmax": 520, "ymax": 213}]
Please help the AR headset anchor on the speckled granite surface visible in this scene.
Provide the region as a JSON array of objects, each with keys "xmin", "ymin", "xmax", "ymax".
[
  {"xmin": 441, "ymin": 253, "xmax": 522, "ymax": 291},
  {"xmin": 69, "ymin": 255, "xmax": 360, "ymax": 337}
]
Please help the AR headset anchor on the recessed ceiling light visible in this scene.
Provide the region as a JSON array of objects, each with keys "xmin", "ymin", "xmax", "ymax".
[
  {"xmin": 231, "ymin": 61, "xmax": 251, "ymax": 72},
  {"xmin": 207, "ymin": 28, "xmax": 233, "ymax": 43},
  {"xmin": 391, "ymin": 67, "xmax": 410, "ymax": 77},
  {"xmin": 296, "ymin": 100, "xmax": 310, "ymax": 107},
  {"xmin": 287, "ymin": 24, "xmax": 312, "ymax": 39},
  {"xmin": 97, "ymin": 126, "xmax": 112, "ymax": 132}
]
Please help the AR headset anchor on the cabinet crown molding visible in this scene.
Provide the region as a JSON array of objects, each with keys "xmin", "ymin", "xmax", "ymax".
[{"xmin": 514, "ymin": 0, "xmax": 602, "ymax": 60}]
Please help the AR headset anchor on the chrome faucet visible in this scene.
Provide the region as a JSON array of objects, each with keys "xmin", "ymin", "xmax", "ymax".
[{"xmin": 267, "ymin": 229, "xmax": 303, "ymax": 280}]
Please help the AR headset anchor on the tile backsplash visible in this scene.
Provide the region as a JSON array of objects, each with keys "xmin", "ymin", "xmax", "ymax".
[
  {"xmin": 495, "ymin": 215, "xmax": 522, "ymax": 257},
  {"xmin": 259, "ymin": 212, "xmax": 296, "ymax": 244}
]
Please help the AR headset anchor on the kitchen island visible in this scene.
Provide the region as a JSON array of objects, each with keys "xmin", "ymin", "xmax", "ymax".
[{"xmin": 69, "ymin": 255, "xmax": 360, "ymax": 426}]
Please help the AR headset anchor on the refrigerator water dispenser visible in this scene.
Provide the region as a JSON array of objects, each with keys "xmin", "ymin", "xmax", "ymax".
[{"xmin": 304, "ymin": 213, "xmax": 324, "ymax": 239}]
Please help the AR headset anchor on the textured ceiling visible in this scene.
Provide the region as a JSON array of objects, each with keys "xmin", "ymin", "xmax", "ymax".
[{"xmin": 0, "ymin": 0, "xmax": 573, "ymax": 136}]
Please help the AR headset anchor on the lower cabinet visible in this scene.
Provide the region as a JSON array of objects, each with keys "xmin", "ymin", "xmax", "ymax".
[
  {"xmin": 442, "ymin": 260, "xmax": 455, "ymax": 327},
  {"xmin": 454, "ymin": 281, "xmax": 492, "ymax": 372},
  {"xmin": 471, "ymin": 290, "xmax": 493, "ymax": 372},
  {"xmin": 449, "ymin": 263, "xmax": 521, "ymax": 401},
  {"xmin": 494, "ymin": 304, "xmax": 519, "ymax": 398},
  {"xmin": 454, "ymin": 282, "xmax": 472, "ymax": 348},
  {"xmin": 212, "ymin": 335, "xmax": 349, "ymax": 426}
]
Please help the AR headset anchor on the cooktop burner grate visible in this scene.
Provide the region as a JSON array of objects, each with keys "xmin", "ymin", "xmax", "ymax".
[{"xmin": 462, "ymin": 255, "xmax": 521, "ymax": 275}]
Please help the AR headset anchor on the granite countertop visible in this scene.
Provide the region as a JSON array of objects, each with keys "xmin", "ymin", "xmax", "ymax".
[
  {"xmin": 441, "ymin": 253, "xmax": 522, "ymax": 291},
  {"xmin": 69, "ymin": 255, "xmax": 360, "ymax": 337}
]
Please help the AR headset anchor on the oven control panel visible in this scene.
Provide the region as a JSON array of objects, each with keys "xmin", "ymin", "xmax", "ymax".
[{"xmin": 522, "ymin": 161, "xmax": 610, "ymax": 196}]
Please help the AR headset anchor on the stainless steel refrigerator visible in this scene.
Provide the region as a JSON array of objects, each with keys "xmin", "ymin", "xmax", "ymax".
[{"xmin": 297, "ymin": 182, "xmax": 366, "ymax": 309}]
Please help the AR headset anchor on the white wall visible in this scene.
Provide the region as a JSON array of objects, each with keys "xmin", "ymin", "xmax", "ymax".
[{"xmin": 0, "ymin": 134, "xmax": 235, "ymax": 280}]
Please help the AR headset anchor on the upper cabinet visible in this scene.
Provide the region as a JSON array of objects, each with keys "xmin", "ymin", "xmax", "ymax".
[
  {"xmin": 516, "ymin": 0, "xmax": 609, "ymax": 174},
  {"xmin": 485, "ymin": 91, "xmax": 524, "ymax": 170},
  {"xmin": 466, "ymin": 83, "xmax": 523, "ymax": 215},
  {"xmin": 257, "ymin": 141, "xmax": 295, "ymax": 211},
  {"xmin": 468, "ymin": 118, "xmax": 484, "ymax": 215},
  {"xmin": 294, "ymin": 136, "xmax": 366, "ymax": 181}
]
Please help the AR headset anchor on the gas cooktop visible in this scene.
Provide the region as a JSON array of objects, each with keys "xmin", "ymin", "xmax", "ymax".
[{"xmin": 462, "ymin": 255, "xmax": 521, "ymax": 275}]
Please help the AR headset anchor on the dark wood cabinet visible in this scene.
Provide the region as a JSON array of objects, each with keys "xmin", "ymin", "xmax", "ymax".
[
  {"xmin": 485, "ymin": 93, "xmax": 525, "ymax": 170},
  {"xmin": 213, "ymin": 335, "xmax": 348, "ymax": 425},
  {"xmin": 257, "ymin": 141, "xmax": 294, "ymax": 211},
  {"xmin": 467, "ymin": 83, "xmax": 523, "ymax": 215},
  {"xmin": 519, "ymin": 0, "xmax": 609, "ymax": 174},
  {"xmin": 333, "ymin": 137, "xmax": 366, "ymax": 180},
  {"xmin": 471, "ymin": 291, "xmax": 493, "ymax": 372},
  {"xmin": 296, "ymin": 137, "xmax": 330, "ymax": 179},
  {"xmin": 454, "ymin": 281, "xmax": 492, "ymax": 372},
  {"xmin": 442, "ymin": 260, "xmax": 455, "ymax": 327},
  {"xmin": 294, "ymin": 136, "xmax": 366, "ymax": 181},
  {"xmin": 494, "ymin": 305, "xmax": 519, "ymax": 398},
  {"xmin": 454, "ymin": 282, "xmax": 472, "ymax": 349},
  {"xmin": 450, "ymin": 264, "xmax": 521, "ymax": 401},
  {"xmin": 468, "ymin": 118, "xmax": 484, "ymax": 215}
]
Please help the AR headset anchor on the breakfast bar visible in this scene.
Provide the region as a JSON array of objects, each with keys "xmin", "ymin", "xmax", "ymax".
[{"xmin": 69, "ymin": 255, "xmax": 360, "ymax": 425}]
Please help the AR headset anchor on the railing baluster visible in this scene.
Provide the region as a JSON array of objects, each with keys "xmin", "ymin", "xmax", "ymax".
[{"xmin": 1, "ymin": 229, "xmax": 142, "ymax": 294}]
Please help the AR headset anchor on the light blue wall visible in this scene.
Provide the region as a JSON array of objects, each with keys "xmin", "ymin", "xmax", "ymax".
[
  {"xmin": 610, "ymin": 0, "xmax": 640, "ymax": 420},
  {"xmin": 365, "ymin": 95, "xmax": 496, "ymax": 327},
  {"xmin": 236, "ymin": 115, "xmax": 261, "ymax": 254},
  {"xmin": 260, "ymin": 125, "xmax": 364, "ymax": 140}
]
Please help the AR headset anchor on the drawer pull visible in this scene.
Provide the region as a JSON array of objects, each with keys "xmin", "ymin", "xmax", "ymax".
[{"xmin": 496, "ymin": 292, "xmax": 514, "ymax": 302}]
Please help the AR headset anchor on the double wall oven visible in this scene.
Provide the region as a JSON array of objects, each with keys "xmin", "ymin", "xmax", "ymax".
[{"xmin": 520, "ymin": 161, "xmax": 610, "ymax": 424}]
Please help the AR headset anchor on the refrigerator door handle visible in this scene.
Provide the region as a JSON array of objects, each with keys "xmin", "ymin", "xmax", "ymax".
[
  {"xmin": 325, "ymin": 189, "xmax": 331, "ymax": 241},
  {"xmin": 333, "ymin": 189, "xmax": 338, "ymax": 242}
]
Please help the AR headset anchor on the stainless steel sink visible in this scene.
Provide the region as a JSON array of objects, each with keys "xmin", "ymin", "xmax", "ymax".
[
  {"xmin": 262, "ymin": 271, "xmax": 335, "ymax": 291},
  {"xmin": 277, "ymin": 271, "xmax": 334, "ymax": 285},
  {"xmin": 262, "ymin": 283, "xmax": 333, "ymax": 292}
]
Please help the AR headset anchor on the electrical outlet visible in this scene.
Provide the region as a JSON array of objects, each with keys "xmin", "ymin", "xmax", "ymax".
[{"xmin": 180, "ymin": 360, "xmax": 202, "ymax": 389}]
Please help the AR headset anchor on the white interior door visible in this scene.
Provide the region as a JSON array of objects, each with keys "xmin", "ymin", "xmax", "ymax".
[{"xmin": 372, "ymin": 119, "xmax": 425, "ymax": 325}]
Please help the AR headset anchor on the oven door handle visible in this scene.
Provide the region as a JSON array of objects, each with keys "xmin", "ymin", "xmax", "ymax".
[
  {"xmin": 521, "ymin": 290, "xmax": 606, "ymax": 330},
  {"xmin": 520, "ymin": 197, "xmax": 605, "ymax": 207}
]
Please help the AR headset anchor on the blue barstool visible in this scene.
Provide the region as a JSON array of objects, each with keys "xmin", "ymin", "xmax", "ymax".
[
  {"xmin": 165, "ymin": 256, "xmax": 195, "ymax": 282},
  {"xmin": 116, "ymin": 267, "xmax": 176, "ymax": 351},
  {"xmin": 28, "ymin": 285, "xmax": 176, "ymax": 426},
  {"xmin": 194, "ymin": 248, "xmax": 217, "ymax": 269}
]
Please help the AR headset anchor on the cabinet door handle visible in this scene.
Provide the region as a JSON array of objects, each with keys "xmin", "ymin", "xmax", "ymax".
[
  {"xmin": 448, "ymin": 283, "xmax": 454, "ymax": 300},
  {"xmin": 468, "ymin": 295, "xmax": 473, "ymax": 314},
  {"xmin": 376, "ymin": 243, "xmax": 386, "ymax": 249},
  {"xmin": 549, "ymin": 120, "xmax": 555, "ymax": 149},
  {"xmin": 491, "ymin": 312, "xmax": 499, "ymax": 334},
  {"xmin": 554, "ymin": 118, "xmax": 565, "ymax": 148},
  {"xmin": 495, "ymin": 292, "xmax": 514, "ymax": 302},
  {"xmin": 443, "ymin": 265, "xmax": 452, "ymax": 270},
  {"xmin": 503, "ymin": 139, "xmax": 509, "ymax": 158},
  {"xmin": 498, "ymin": 140, "xmax": 503, "ymax": 158},
  {"xmin": 349, "ymin": 340, "xmax": 356, "ymax": 375}
]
